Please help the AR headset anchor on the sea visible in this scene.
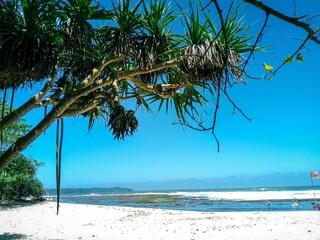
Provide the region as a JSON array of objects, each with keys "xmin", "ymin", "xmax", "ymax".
[{"xmin": 46, "ymin": 186, "xmax": 320, "ymax": 212}]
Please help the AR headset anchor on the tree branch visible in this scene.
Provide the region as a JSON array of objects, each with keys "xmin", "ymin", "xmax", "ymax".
[
  {"xmin": 124, "ymin": 59, "xmax": 183, "ymax": 77},
  {"xmin": 61, "ymin": 100, "xmax": 99, "ymax": 118},
  {"xmin": 125, "ymin": 76, "xmax": 173, "ymax": 99},
  {"xmin": 76, "ymin": 59, "xmax": 184, "ymax": 99},
  {"xmin": 75, "ymin": 76, "xmax": 113, "ymax": 99},
  {"xmin": 243, "ymin": 12, "xmax": 269, "ymax": 70},
  {"xmin": 242, "ymin": 0, "xmax": 320, "ymax": 45},
  {"xmin": 270, "ymin": 35, "xmax": 310, "ymax": 78},
  {"xmin": 222, "ymin": 89, "xmax": 252, "ymax": 122},
  {"xmin": 80, "ymin": 56, "xmax": 121, "ymax": 87}
]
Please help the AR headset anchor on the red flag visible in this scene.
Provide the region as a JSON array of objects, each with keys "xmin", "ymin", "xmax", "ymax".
[{"xmin": 310, "ymin": 171, "xmax": 320, "ymax": 179}]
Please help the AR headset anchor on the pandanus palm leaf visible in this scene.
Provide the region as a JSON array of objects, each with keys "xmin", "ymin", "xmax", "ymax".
[
  {"xmin": 181, "ymin": 40, "xmax": 240, "ymax": 85},
  {"xmin": 110, "ymin": 0, "xmax": 142, "ymax": 57},
  {"xmin": 179, "ymin": 2, "xmax": 244, "ymax": 85},
  {"xmin": 146, "ymin": 2, "xmax": 254, "ymax": 127},
  {"xmin": 137, "ymin": 0, "xmax": 178, "ymax": 84},
  {"xmin": 0, "ymin": 0, "xmax": 58, "ymax": 89},
  {"xmin": 206, "ymin": 5, "xmax": 255, "ymax": 81},
  {"xmin": 60, "ymin": 0, "xmax": 113, "ymax": 80}
]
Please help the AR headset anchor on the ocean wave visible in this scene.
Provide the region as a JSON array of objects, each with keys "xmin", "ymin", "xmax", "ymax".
[{"xmin": 166, "ymin": 190, "xmax": 320, "ymax": 201}]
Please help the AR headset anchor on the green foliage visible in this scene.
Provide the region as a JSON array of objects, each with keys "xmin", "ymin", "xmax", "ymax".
[
  {"xmin": 284, "ymin": 53, "xmax": 303, "ymax": 64},
  {"xmin": 207, "ymin": 4, "xmax": 255, "ymax": 54},
  {"xmin": 61, "ymin": 0, "xmax": 113, "ymax": 78},
  {"xmin": 0, "ymin": 153, "xmax": 46, "ymax": 201},
  {"xmin": 0, "ymin": 100, "xmax": 46, "ymax": 201},
  {"xmin": 180, "ymin": 1, "xmax": 210, "ymax": 45},
  {"xmin": 284, "ymin": 56, "xmax": 293, "ymax": 64},
  {"xmin": 0, "ymin": 0, "xmax": 60, "ymax": 88},
  {"xmin": 141, "ymin": 0, "xmax": 177, "ymax": 37},
  {"xmin": 139, "ymin": 0, "xmax": 178, "ymax": 65},
  {"xmin": 1, "ymin": 101, "xmax": 30, "ymax": 149},
  {"xmin": 0, "ymin": 0, "xmax": 113, "ymax": 88},
  {"xmin": 296, "ymin": 53, "xmax": 303, "ymax": 63}
]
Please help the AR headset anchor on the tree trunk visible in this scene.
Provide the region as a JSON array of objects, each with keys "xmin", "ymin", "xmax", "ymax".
[
  {"xmin": 0, "ymin": 97, "xmax": 73, "ymax": 171},
  {"xmin": 0, "ymin": 72, "xmax": 58, "ymax": 132},
  {"xmin": 0, "ymin": 98, "xmax": 38, "ymax": 131}
]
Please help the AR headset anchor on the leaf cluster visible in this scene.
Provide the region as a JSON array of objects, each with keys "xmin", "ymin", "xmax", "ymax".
[
  {"xmin": 107, "ymin": 104, "xmax": 139, "ymax": 140},
  {"xmin": 0, "ymin": 153, "xmax": 46, "ymax": 201},
  {"xmin": 0, "ymin": 0, "xmax": 60, "ymax": 88}
]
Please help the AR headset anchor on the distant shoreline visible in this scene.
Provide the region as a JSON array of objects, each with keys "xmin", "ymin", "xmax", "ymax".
[
  {"xmin": 45, "ymin": 185, "xmax": 320, "ymax": 193},
  {"xmin": 45, "ymin": 186, "xmax": 134, "ymax": 195}
]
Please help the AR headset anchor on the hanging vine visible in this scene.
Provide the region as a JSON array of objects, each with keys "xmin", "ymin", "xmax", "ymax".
[{"xmin": 55, "ymin": 118, "xmax": 64, "ymax": 215}]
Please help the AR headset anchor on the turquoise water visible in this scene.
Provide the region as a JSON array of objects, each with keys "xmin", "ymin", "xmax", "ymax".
[{"xmin": 47, "ymin": 186, "xmax": 320, "ymax": 212}]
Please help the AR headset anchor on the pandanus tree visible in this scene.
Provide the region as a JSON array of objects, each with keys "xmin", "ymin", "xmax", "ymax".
[
  {"xmin": 1, "ymin": 0, "xmax": 319, "ymax": 174},
  {"xmin": 0, "ymin": 0, "xmax": 254, "ymax": 169}
]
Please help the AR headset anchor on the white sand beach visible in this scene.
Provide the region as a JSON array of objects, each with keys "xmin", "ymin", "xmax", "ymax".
[{"xmin": 0, "ymin": 202, "xmax": 320, "ymax": 240}]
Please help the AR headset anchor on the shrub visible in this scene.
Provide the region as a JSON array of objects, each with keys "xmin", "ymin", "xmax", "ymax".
[{"xmin": 0, "ymin": 153, "xmax": 46, "ymax": 201}]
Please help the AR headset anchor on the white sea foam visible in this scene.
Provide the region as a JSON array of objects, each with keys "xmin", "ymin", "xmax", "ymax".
[
  {"xmin": 50, "ymin": 189, "xmax": 320, "ymax": 202},
  {"xmin": 129, "ymin": 192, "xmax": 166, "ymax": 196},
  {"xmin": 168, "ymin": 190, "xmax": 320, "ymax": 201},
  {"xmin": 111, "ymin": 189, "xmax": 320, "ymax": 201}
]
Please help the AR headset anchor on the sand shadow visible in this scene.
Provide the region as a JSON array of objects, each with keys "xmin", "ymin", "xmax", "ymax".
[
  {"xmin": 0, "ymin": 233, "xmax": 28, "ymax": 240},
  {"xmin": 0, "ymin": 202, "xmax": 34, "ymax": 210}
]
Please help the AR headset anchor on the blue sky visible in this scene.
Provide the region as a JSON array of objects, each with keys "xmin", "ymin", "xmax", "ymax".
[{"xmin": 5, "ymin": 0, "xmax": 320, "ymax": 190}]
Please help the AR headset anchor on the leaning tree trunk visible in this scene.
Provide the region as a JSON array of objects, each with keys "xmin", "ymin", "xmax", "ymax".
[
  {"xmin": 0, "ymin": 67, "xmax": 58, "ymax": 131},
  {"xmin": 0, "ymin": 60, "xmax": 110, "ymax": 171},
  {"xmin": 0, "ymin": 97, "xmax": 74, "ymax": 171},
  {"xmin": 0, "ymin": 97, "xmax": 42, "ymax": 132}
]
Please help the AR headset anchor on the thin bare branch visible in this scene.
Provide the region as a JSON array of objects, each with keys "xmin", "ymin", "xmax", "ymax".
[
  {"xmin": 222, "ymin": 90, "xmax": 253, "ymax": 122},
  {"xmin": 243, "ymin": 0, "xmax": 320, "ymax": 45},
  {"xmin": 124, "ymin": 59, "xmax": 183, "ymax": 77},
  {"xmin": 210, "ymin": 0, "xmax": 230, "ymax": 152},
  {"xmin": 212, "ymin": 81, "xmax": 221, "ymax": 152},
  {"xmin": 243, "ymin": 12, "xmax": 269, "ymax": 70},
  {"xmin": 271, "ymin": 35, "xmax": 310, "ymax": 78}
]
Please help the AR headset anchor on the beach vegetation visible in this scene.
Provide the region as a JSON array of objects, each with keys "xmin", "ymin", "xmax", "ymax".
[
  {"xmin": 0, "ymin": 153, "xmax": 46, "ymax": 201},
  {"xmin": 0, "ymin": 100, "xmax": 46, "ymax": 202}
]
